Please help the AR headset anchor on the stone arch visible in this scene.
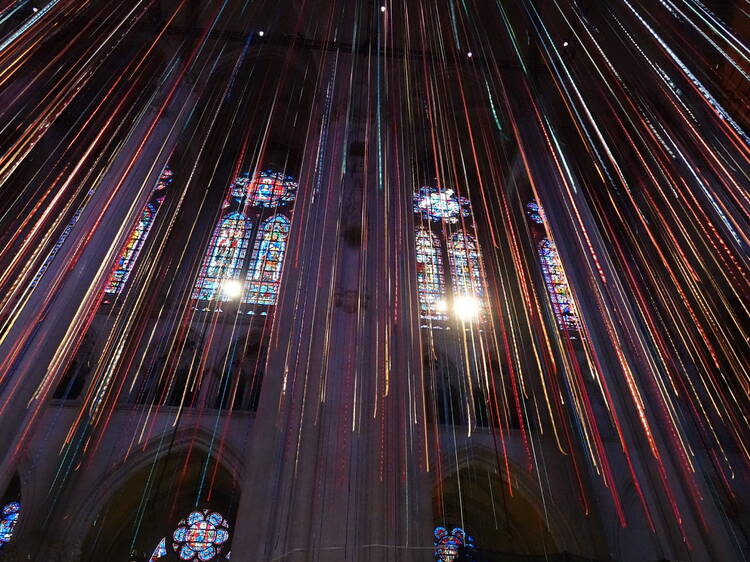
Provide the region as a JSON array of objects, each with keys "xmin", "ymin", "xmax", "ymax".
[
  {"xmin": 433, "ymin": 444, "xmax": 584, "ymax": 557},
  {"xmin": 68, "ymin": 428, "xmax": 243, "ymax": 561}
]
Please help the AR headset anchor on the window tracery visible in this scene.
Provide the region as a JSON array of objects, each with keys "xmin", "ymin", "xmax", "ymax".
[
  {"xmin": 538, "ymin": 239, "xmax": 581, "ymax": 330},
  {"xmin": 171, "ymin": 510, "xmax": 229, "ymax": 561},
  {"xmin": 433, "ymin": 526, "xmax": 475, "ymax": 561},
  {"xmin": 194, "ymin": 171, "xmax": 297, "ymax": 308},
  {"xmin": 148, "ymin": 537, "xmax": 166, "ymax": 561},
  {"xmin": 447, "ymin": 232, "xmax": 484, "ymax": 299},
  {"xmin": 414, "ymin": 186, "xmax": 470, "ymax": 224},
  {"xmin": 230, "ymin": 170, "xmax": 296, "ymax": 208},
  {"xmin": 414, "ymin": 186, "xmax": 486, "ymax": 325}
]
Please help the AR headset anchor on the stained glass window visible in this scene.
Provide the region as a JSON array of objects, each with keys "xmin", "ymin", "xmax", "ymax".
[
  {"xmin": 433, "ymin": 526, "xmax": 475, "ymax": 561},
  {"xmin": 538, "ymin": 239, "xmax": 580, "ymax": 330},
  {"xmin": 193, "ymin": 213, "xmax": 252, "ymax": 301},
  {"xmin": 447, "ymin": 232, "xmax": 484, "ymax": 322},
  {"xmin": 230, "ymin": 170, "xmax": 297, "ymax": 208},
  {"xmin": 149, "ymin": 537, "xmax": 167, "ymax": 560},
  {"xmin": 526, "ymin": 200, "xmax": 545, "ymax": 224},
  {"xmin": 0, "ymin": 502, "xmax": 20, "ymax": 548},
  {"xmin": 229, "ymin": 173, "xmax": 251, "ymax": 199},
  {"xmin": 244, "ymin": 215, "xmax": 290, "ymax": 305},
  {"xmin": 172, "ymin": 510, "xmax": 229, "ymax": 561},
  {"xmin": 414, "ymin": 186, "xmax": 470, "ymax": 224},
  {"xmin": 104, "ymin": 204, "xmax": 156, "ymax": 294},
  {"xmin": 447, "ymin": 232, "xmax": 484, "ymax": 298},
  {"xmin": 104, "ymin": 166, "xmax": 173, "ymax": 294},
  {"xmin": 416, "ymin": 229, "xmax": 447, "ymax": 321}
]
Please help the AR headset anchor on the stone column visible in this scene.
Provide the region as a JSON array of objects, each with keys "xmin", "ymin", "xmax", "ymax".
[
  {"xmin": 525, "ymin": 111, "xmax": 740, "ymax": 561},
  {"xmin": 231, "ymin": 51, "xmax": 433, "ymax": 561},
  {"xmin": 0, "ymin": 57, "xmax": 213, "ymax": 559}
]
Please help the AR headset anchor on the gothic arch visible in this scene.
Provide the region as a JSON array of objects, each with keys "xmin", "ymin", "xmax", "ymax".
[
  {"xmin": 434, "ymin": 445, "xmax": 585, "ymax": 557},
  {"xmin": 66, "ymin": 428, "xmax": 243, "ymax": 561}
]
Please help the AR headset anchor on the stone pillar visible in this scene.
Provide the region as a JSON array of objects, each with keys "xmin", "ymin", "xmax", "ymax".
[
  {"xmin": 231, "ymin": 51, "xmax": 433, "ymax": 561},
  {"xmin": 527, "ymin": 115, "xmax": 740, "ymax": 561},
  {"xmin": 0, "ymin": 58, "xmax": 212, "ymax": 558}
]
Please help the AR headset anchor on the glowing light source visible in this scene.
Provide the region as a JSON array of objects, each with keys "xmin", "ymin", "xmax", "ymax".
[
  {"xmin": 258, "ymin": 30, "xmax": 264, "ymax": 37},
  {"xmin": 193, "ymin": 212, "xmax": 251, "ymax": 301},
  {"xmin": 222, "ymin": 280, "xmax": 243, "ymax": 300},
  {"xmin": 467, "ymin": 52, "xmax": 473, "ymax": 58},
  {"xmin": 380, "ymin": 5, "xmax": 386, "ymax": 12},
  {"xmin": 453, "ymin": 295, "xmax": 481, "ymax": 322}
]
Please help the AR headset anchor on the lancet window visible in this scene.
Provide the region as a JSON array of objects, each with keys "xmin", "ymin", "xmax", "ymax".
[
  {"xmin": 414, "ymin": 186, "xmax": 486, "ymax": 326},
  {"xmin": 193, "ymin": 170, "xmax": 297, "ymax": 310},
  {"xmin": 104, "ymin": 166, "xmax": 173, "ymax": 295},
  {"xmin": 526, "ymin": 200, "xmax": 581, "ymax": 331}
]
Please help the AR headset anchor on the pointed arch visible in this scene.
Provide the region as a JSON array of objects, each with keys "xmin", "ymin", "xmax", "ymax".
[
  {"xmin": 537, "ymin": 239, "xmax": 580, "ymax": 331},
  {"xmin": 77, "ymin": 429, "xmax": 242, "ymax": 560},
  {"xmin": 447, "ymin": 231, "xmax": 484, "ymax": 298},
  {"xmin": 193, "ymin": 212, "xmax": 252, "ymax": 301},
  {"xmin": 244, "ymin": 214, "xmax": 291, "ymax": 305},
  {"xmin": 415, "ymin": 228, "xmax": 447, "ymax": 321}
]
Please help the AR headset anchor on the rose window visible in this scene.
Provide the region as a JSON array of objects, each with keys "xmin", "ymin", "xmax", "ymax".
[
  {"xmin": 172, "ymin": 510, "xmax": 229, "ymax": 561},
  {"xmin": 229, "ymin": 170, "xmax": 297, "ymax": 208},
  {"xmin": 433, "ymin": 526, "xmax": 475, "ymax": 561},
  {"xmin": 414, "ymin": 186, "xmax": 469, "ymax": 224}
]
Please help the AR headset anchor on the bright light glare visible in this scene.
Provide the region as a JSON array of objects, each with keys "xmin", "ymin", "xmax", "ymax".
[
  {"xmin": 454, "ymin": 295, "xmax": 481, "ymax": 322},
  {"xmin": 222, "ymin": 280, "xmax": 243, "ymax": 299},
  {"xmin": 435, "ymin": 299, "xmax": 448, "ymax": 312}
]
